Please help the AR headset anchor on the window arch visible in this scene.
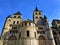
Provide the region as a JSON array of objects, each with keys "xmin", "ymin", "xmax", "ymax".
[
  {"xmin": 17, "ymin": 21, "xmax": 19, "ymax": 24},
  {"xmin": 35, "ymin": 12, "xmax": 37, "ymax": 15},
  {"xmin": 38, "ymin": 36, "xmax": 46, "ymax": 45},
  {"xmin": 18, "ymin": 16, "xmax": 21, "ymax": 18},
  {"xmin": 14, "ymin": 16, "xmax": 16, "ymax": 18},
  {"xmin": 13, "ymin": 21, "xmax": 15, "ymax": 24},
  {"xmin": 39, "ymin": 12, "xmax": 41, "ymax": 15}
]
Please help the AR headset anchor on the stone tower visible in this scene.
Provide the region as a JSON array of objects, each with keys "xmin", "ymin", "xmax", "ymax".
[
  {"xmin": 33, "ymin": 7, "xmax": 56, "ymax": 45},
  {"xmin": 1, "ymin": 11, "xmax": 22, "ymax": 45},
  {"xmin": 33, "ymin": 7, "xmax": 42, "ymax": 24}
]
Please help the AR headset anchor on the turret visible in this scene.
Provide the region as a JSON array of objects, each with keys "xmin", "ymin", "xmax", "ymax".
[{"xmin": 33, "ymin": 7, "xmax": 42, "ymax": 24}]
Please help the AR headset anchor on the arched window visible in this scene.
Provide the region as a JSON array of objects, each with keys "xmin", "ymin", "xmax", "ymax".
[
  {"xmin": 13, "ymin": 21, "xmax": 15, "ymax": 24},
  {"xmin": 22, "ymin": 24, "xmax": 23, "ymax": 26},
  {"xmin": 39, "ymin": 12, "xmax": 41, "ymax": 15},
  {"xmin": 25, "ymin": 23, "xmax": 27, "ymax": 26},
  {"xmin": 35, "ymin": 12, "xmax": 37, "ymax": 15},
  {"xmin": 17, "ymin": 21, "xmax": 19, "ymax": 24},
  {"xmin": 38, "ymin": 36, "xmax": 46, "ymax": 45},
  {"xmin": 14, "ymin": 16, "xmax": 16, "ymax": 18},
  {"xmin": 34, "ymin": 32, "xmax": 36, "ymax": 38},
  {"xmin": 36, "ymin": 17, "xmax": 38, "ymax": 18},
  {"xmin": 18, "ymin": 16, "xmax": 20, "ymax": 18},
  {"xmin": 27, "ymin": 31, "xmax": 29, "ymax": 37}
]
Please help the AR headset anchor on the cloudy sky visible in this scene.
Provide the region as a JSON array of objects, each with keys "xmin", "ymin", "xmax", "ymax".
[{"xmin": 0, "ymin": 0, "xmax": 60, "ymax": 35}]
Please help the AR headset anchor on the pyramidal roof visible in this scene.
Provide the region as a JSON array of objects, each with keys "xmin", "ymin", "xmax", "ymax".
[
  {"xmin": 44, "ymin": 15, "xmax": 47, "ymax": 19},
  {"xmin": 34, "ymin": 7, "xmax": 39, "ymax": 11},
  {"xmin": 13, "ymin": 11, "xmax": 22, "ymax": 15},
  {"xmin": 34, "ymin": 7, "xmax": 42, "ymax": 12}
]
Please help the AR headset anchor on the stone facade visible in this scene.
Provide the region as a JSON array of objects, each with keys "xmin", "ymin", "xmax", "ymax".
[
  {"xmin": 0, "ymin": 7, "xmax": 59, "ymax": 45},
  {"xmin": 52, "ymin": 20, "xmax": 60, "ymax": 45}
]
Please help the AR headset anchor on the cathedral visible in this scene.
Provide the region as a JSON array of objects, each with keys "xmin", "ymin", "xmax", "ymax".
[{"xmin": 0, "ymin": 7, "xmax": 60, "ymax": 45}]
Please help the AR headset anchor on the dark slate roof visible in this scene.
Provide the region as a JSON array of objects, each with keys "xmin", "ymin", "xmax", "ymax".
[
  {"xmin": 6, "ymin": 15, "xmax": 11, "ymax": 18},
  {"xmin": 53, "ymin": 19, "xmax": 60, "ymax": 21},
  {"xmin": 44, "ymin": 15, "xmax": 47, "ymax": 19},
  {"xmin": 34, "ymin": 7, "xmax": 42, "ymax": 12},
  {"xmin": 13, "ymin": 11, "xmax": 22, "ymax": 15},
  {"xmin": 52, "ymin": 19, "xmax": 60, "ymax": 24},
  {"xmin": 35, "ymin": 7, "xmax": 39, "ymax": 11}
]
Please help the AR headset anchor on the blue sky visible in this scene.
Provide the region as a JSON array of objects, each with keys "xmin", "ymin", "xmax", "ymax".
[{"xmin": 0, "ymin": 0, "xmax": 60, "ymax": 35}]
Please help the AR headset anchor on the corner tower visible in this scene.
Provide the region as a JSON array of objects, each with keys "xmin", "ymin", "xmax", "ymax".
[{"xmin": 33, "ymin": 7, "xmax": 42, "ymax": 24}]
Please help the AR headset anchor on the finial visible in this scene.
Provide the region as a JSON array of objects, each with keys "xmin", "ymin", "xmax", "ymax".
[
  {"xmin": 44, "ymin": 15, "xmax": 47, "ymax": 19},
  {"xmin": 35, "ymin": 6, "xmax": 39, "ymax": 11}
]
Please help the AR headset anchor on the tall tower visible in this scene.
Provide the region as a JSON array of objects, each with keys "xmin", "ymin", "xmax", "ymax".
[
  {"xmin": 33, "ymin": 7, "xmax": 42, "ymax": 24},
  {"xmin": 43, "ymin": 16, "xmax": 56, "ymax": 45},
  {"xmin": 1, "ymin": 11, "xmax": 23, "ymax": 45}
]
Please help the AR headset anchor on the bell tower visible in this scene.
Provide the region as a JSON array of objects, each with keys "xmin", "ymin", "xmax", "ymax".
[{"xmin": 33, "ymin": 7, "xmax": 42, "ymax": 24}]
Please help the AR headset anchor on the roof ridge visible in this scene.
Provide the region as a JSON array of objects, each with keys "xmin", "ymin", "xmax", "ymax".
[{"xmin": 13, "ymin": 11, "xmax": 22, "ymax": 15}]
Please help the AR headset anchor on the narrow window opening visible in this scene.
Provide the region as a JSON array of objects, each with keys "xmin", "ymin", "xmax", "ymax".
[
  {"xmin": 25, "ymin": 23, "xmax": 27, "ymax": 26},
  {"xmin": 35, "ymin": 12, "xmax": 37, "ymax": 15},
  {"xmin": 29, "ymin": 23, "xmax": 31, "ymax": 26},
  {"xmin": 22, "ymin": 24, "xmax": 23, "ymax": 26},
  {"xmin": 34, "ymin": 32, "xmax": 36, "ymax": 38},
  {"xmin": 13, "ymin": 21, "xmax": 15, "ymax": 24},
  {"xmin": 17, "ymin": 21, "xmax": 19, "ymax": 24},
  {"xmin": 39, "ymin": 12, "xmax": 41, "ymax": 15},
  {"xmin": 40, "ymin": 17, "xmax": 42, "ymax": 19},
  {"xmin": 36, "ymin": 17, "xmax": 38, "ymax": 18},
  {"xmin": 27, "ymin": 31, "xmax": 29, "ymax": 37}
]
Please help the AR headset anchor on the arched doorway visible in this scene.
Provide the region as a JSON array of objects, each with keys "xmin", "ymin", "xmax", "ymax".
[
  {"xmin": 8, "ymin": 35, "xmax": 17, "ymax": 45},
  {"xmin": 38, "ymin": 36, "xmax": 46, "ymax": 45}
]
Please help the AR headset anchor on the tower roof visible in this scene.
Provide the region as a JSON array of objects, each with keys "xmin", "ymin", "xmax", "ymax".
[
  {"xmin": 13, "ymin": 11, "xmax": 22, "ymax": 15},
  {"xmin": 35, "ymin": 7, "xmax": 39, "ymax": 11},
  {"xmin": 34, "ymin": 7, "xmax": 42, "ymax": 12},
  {"xmin": 44, "ymin": 15, "xmax": 47, "ymax": 19},
  {"xmin": 6, "ymin": 15, "xmax": 11, "ymax": 18}
]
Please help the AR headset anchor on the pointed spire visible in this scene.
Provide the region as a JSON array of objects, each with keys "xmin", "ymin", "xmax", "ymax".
[
  {"xmin": 35, "ymin": 6, "xmax": 39, "ymax": 11},
  {"xmin": 13, "ymin": 11, "xmax": 22, "ymax": 15},
  {"xmin": 44, "ymin": 15, "xmax": 47, "ymax": 19}
]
